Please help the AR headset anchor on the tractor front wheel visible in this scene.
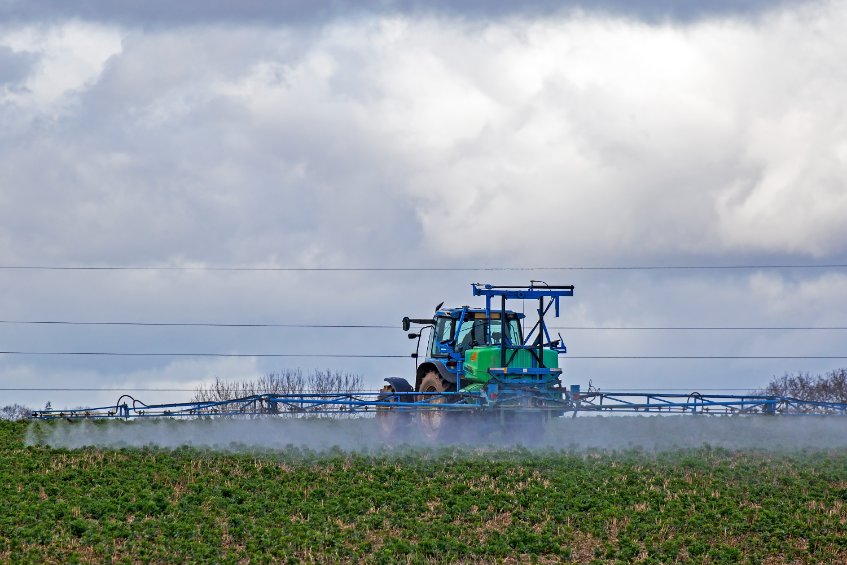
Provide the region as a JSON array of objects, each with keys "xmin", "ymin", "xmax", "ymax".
[{"xmin": 417, "ymin": 371, "xmax": 455, "ymax": 442}]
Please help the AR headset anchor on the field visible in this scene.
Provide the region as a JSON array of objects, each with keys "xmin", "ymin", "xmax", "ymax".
[{"xmin": 3, "ymin": 420, "xmax": 847, "ymax": 563}]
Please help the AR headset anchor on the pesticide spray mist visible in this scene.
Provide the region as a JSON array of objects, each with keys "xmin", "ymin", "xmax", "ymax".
[{"xmin": 26, "ymin": 414, "xmax": 847, "ymax": 453}]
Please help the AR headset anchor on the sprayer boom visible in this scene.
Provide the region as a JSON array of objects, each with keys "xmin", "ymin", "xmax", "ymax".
[{"xmin": 32, "ymin": 283, "xmax": 847, "ymax": 424}]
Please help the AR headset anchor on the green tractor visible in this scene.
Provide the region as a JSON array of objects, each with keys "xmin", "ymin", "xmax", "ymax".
[{"xmin": 378, "ymin": 283, "xmax": 574, "ymax": 440}]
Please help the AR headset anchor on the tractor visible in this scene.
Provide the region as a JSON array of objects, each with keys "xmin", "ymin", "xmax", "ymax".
[{"xmin": 377, "ymin": 283, "xmax": 574, "ymax": 440}]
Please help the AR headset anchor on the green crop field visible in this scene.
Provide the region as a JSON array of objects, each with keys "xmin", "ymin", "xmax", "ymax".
[{"xmin": 3, "ymin": 420, "xmax": 847, "ymax": 563}]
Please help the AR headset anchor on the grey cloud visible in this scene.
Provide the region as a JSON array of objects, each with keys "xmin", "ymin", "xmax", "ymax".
[
  {"xmin": 0, "ymin": 45, "xmax": 35, "ymax": 86},
  {"xmin": 2, "ymin": 9, "xmax": 846, "ymax": 269},
  {"xmin": 0, "ymin": 0, "xmax": 804, "ymax": 26},
  {"xmin": 1, "ymin": 3, "xmax": 847, "ymax": 411},
  {"xmin": 0, "ymin": 25, "xmax": 426, "ymax": 270}
]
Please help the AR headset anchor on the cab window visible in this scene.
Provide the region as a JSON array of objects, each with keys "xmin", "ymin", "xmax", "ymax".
[
  {"xmin": 456, "ymin": 318, "xmax": 522, "ymax": 351},
  {"xmin": 430, "ymin": 317, "xmax": 455, "ymax": 357}
]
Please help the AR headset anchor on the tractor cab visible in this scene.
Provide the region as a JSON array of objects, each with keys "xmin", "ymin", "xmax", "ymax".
[
  {"xmin": 397, "ymin": 283, "xmax": 573, "ymax": 394},
  {"xmin": 429, "ymin": 308, "xmax": 524, "ymax": 357}
]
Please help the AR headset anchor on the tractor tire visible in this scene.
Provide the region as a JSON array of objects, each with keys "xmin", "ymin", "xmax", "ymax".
[
  {"xmin": 376, "ymin": 384, "xmax": 411, "ymax": 441},
  {"xmin": 417, "ymin": 371, "xmax": 455, "ymax": 442}
]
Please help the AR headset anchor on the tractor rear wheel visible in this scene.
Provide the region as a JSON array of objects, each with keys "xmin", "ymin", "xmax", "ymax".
[{"xmin": 417, "ymin": 371, "xmax": 455, "ymax": 442}]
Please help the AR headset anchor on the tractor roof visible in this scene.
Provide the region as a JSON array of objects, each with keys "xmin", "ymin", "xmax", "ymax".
[{"xmin": 435, "ymin": 307, "xmax": 525, "ymax": 320}]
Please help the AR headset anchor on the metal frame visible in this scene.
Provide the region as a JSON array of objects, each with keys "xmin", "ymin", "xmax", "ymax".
[
  {"xmin": 573, "ymin": 391, "xmax": 847, "ymax": 415},
  {"xmin": 32, "ymin": 389, "xmax": 847, "ymax": 420},
  {"xmin": 32, "ymin": 392, "xmax": 484, "ymax": 420}
]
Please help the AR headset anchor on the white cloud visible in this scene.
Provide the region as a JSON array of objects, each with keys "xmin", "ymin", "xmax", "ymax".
[
  {"xmin": 0, "ymin": 22, "xmax": 122, "ymax": 110},
  {"xmin": 379, "ymin": 7, "xmax": 847, "ymax": 261},
  {"xmin": 1, "ymin": 3, "xmax": 846, "ymax": 405},
  {"xmin": 4, "ymin": 6, "xmax": 846, "ymax": 265}
]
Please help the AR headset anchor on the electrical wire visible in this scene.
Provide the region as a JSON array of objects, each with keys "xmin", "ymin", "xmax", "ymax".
[
  {"xmin": 0, "ymin": 351, "xmax": 407, "ymax": 358},
  {"xmin": 559, "ymin": 354, "xmax": 830, "ymax": 359},
  {"xmin": 0, "ymin": 351, "xmax": 845, "ymax": 359},
  {"xmin": 0, "ymin": 387, "xmax": 764, "ymax": 392},
  {"xmin": 0, "ymin": 320, "xmax": 844, "ymax": 331},
  {"xmin": 0, "ymin": 388, "xmax": 196, "ymax": 392},
  {"xmin": 550, "ymin": 326, "xmax": 847, "ymax": 331},
  {"xmin": 0, "ymin": 320, "xmax": 396, "ymax": 328},
  {"xmin": 1, "ymin": 263, "xmax": 847, "ymax": 272}
]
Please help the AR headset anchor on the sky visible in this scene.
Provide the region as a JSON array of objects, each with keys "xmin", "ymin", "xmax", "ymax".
[{"xmin": 1, "ymin": 0, "xmax": 846, "ymax": 410}]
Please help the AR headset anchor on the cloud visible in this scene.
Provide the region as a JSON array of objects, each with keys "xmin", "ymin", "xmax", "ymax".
[
  {"xmin": 3, "ymin": 4, "xmax": 846, "ymax": 268},
  {"xmin": 0, "ymin": 2, "xmax": 846, "ymax": 407},
  {"xmin": 389, "ymin": 9, "xmax": 847, "ymax": 263},
  {"xmin": 0, "ymin": 0, "xmax": 803, "ymax": 27},
  {"xmin": 0, "ymin": 44, "xmax": 35, "ymax": 87}
]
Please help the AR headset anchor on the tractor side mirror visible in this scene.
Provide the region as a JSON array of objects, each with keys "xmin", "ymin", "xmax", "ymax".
[{"xmin": 402, "ymin": 317, "xmax": 411, "ymax": 332}]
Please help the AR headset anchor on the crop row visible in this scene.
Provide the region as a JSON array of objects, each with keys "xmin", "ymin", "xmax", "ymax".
[{"xmin": 2, "ymin": 421, "xmax": 847, "ymax": 563}]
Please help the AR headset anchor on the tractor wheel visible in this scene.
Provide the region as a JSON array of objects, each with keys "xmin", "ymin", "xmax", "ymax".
[
  {"xmin": 376, "ymin": 384, "xmax": 410, "ymax": 440},
  {"xmin": 417, "ymin": 371, "xmax": 455, "ymax": 442}
]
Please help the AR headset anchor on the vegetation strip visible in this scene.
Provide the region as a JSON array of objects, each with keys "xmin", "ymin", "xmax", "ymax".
[{"xmin": 3, "ymin": 421, "xmax": 847, "ymax": 562}]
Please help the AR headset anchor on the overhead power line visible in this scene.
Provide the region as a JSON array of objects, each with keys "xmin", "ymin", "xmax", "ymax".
[
  {"xmin": 0, "ymin": 351, "xmax": 406, "ymax": 358},
  {"xmin": 0, "ymin": 320, "xmax": 845, "ymax": 331},
  {"xmin": 0, "ymin": 351, "xmax": 846, "ymax": 359},
  {"xmin": 567, "ymin": 356, "xmax": 847, "ymax": 359},
  {"xmin": 0, "ymin": 320, "xmax": 396, "ymax": 328},
  {"xmin": 551, "ymin": 326, "xmax": 847, "ymax": 331},
  {"xmin": 1, "ymin": 263, "xmax": 847, "ymax": 272},
  {"xmin": 0, "ymin": 387, "xmax": 763, "ymax": 392},
  {"xmin": 0, "ymin": 388, "xmax": 197, "ymax": 392}
]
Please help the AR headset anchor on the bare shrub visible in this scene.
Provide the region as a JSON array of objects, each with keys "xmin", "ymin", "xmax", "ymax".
[
  {"xmin": 757, "ymin": 368, "xmax": 847, "ymax": 404},
  {"xmin": 258, "ymin": 370, "xmax": 307, "ymax": 395},
  {"xmin": 192, "ymin": 369, "xmax": 364, "ymax": 416},
  {"xmin": 193, "ymin": 369, "xmax": 308, "ymax": 403},
  {"xmin": 309, "ymin": 369, "xmax": 363, "ymax": 394},
  {"xmin": 0, "ymin": 404, "xmax": 32, "ymax": 421}
]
